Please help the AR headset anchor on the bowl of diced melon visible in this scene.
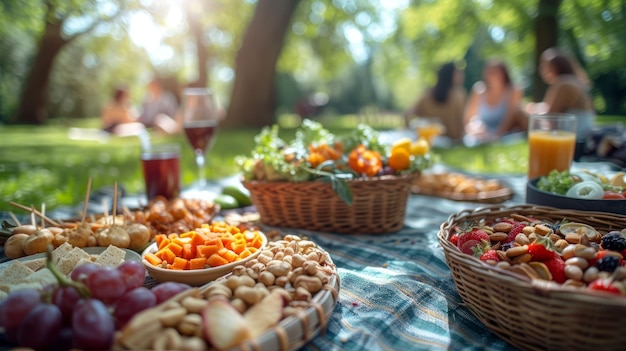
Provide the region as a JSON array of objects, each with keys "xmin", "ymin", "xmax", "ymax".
[{"xmin": 141, "ymin": 223, "xmax": 267, "ymax": 286}]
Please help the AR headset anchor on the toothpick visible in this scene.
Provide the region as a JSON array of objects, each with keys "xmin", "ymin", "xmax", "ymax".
[
  {"xmin": 81, "ymin": 178, "xmax": 92, "ymax": 224},
  {"xmin": 8, "ymin": 201, "xmax": 60, "ymax": 227},
  {"xmin": 30, "ymin": 206, "xmax": 36, "ymax": 228},
  {"xmin": 112, "ymin": 182, "xmax": 118, "ymax": 224},
  {"xmin": 102, "ymin": 199, "xmax": 110, "ymax": 226},
  {"xmin": 8, "ymin": 212, "xmax": 20, "ymax": 226},
  {"xmin": 40, "ymin": 203, "xmax": 46, "ymax": 229}
]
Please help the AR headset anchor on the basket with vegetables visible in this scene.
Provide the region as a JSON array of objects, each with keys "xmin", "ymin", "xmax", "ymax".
[{"xmin": 237, "ymin": 120, "xmax": 434, "ymax": 233}]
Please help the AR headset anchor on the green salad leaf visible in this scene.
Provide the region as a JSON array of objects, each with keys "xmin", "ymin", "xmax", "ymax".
[{"xmin": 536, "ymin": 170, "xmax": 577, "ymax": 195}]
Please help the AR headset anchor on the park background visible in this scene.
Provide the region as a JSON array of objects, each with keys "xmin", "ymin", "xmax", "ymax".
[{"xmin": 0, "ymin": 0, "xmax": 625, "ymax": 212}]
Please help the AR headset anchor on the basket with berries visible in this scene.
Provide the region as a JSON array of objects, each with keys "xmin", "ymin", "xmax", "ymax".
[
  {"xmin": 237, "ymin": 120, "xmax": 434, "ymax": 233},
  {"xmin": 439, "ymin": 204, "xmax": 626, "ymax": 351}
]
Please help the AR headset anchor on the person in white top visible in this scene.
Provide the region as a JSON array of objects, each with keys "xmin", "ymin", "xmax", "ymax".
[{"xmin": 138, "ymin": 77, "xmax": 180, "ymax": 134}]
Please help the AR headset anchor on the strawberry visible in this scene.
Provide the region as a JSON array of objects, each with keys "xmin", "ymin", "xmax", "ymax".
[
  {"xmin": 479, "ymin": 249, "xmax": 499, "ymax": 262},
  {"xmin": 544, "ymin": 256, "xmax": 567, "ymax": 283},
  {"xmin": 456, "ymin": 225, "xmax": 490, "ymax": 251},
  {"xmin": 588, "ymin": 279, "xmax": 622, "ymax": 295},
  {"xmin": 449, "ymin": 234, "xmax": 459, "ymax": 246},
  {"xmin": 527, "ymin": 235, "xmax": 556, "ymax": 261},
  {"xmin": 472, "ymin": 241, "xmax": 499, "ymax": 262},
  {"xmin": 503, "ymin": 221, "xmax": 526, "ymax": 244},
  {"xmin": 460, "ymin": 240, "xmax": 481, "ymax": 255}
]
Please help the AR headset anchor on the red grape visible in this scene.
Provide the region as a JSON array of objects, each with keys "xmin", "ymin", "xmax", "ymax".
[
  {"xmin": 70, "ymin": 263, "xmax": 99, "ymax": 283},
  {"xmin": 72, "ymin": 298, "xmax": 115, "ymax": 350},
  {"xmin": 17, "ymin": 303, "xmax": 63, "ymax": 350},
  {"xmin": 50, "ymin": 327, "xmax": 73, "ymax": 351},
  {"xmin": 0, "ymin": 289, "xmax": 41, "ymax": 343},
  {"xmin": 86, "ymin": 266, "xmax": 126, "ymax": 302},
  {"xmin": 152, "ymin": 282, "xmax": 191, "ymax": 304},
  {"xmin": 52, "ymin": 285, "xmax": 82, "ymax": 323},
  {"xmin": 113, "ymin": 287, "xmax": 157, "ymax": 328},
  {"xmin": 117, "ymin": 260, "xmax": 147, "ymax": 291}
]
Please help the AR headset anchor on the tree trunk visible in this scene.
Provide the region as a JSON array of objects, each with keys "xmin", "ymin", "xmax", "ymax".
[
  {"xmin": 14, "ymin": 20, "xmax": 67, "ymax": 124},
  {"xmin": 186, "ymin": 3, "xmax": 209, "ymax": 88},
  {"xmin": 223, "ymin": 0, "xmax": 300, "ymax": 129},
  {"xmin": 532, "ymin": 0, "xmax": 562, "ymax": 102}
]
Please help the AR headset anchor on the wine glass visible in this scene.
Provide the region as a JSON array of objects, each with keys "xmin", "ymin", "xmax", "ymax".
[
  {"xmin": 182, "ymin": 88, "xmax": 219, "ymax": 189},
  {"xmin": 413, "ymin": 117, "xmax": 445, "ymax": 145}
]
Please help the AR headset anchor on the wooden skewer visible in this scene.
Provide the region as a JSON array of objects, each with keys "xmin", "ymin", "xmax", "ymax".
[
  {"xmin": 40, "ymin": 203, "xmax": 46, "ymax": 229},
  {"xmin": 102, "ymin": 199, "xmax": 110, "ymax": 226},
  {"xmin": 8, "ymin": 212, "xmax": 20, "ymax": 226},
  {"xmin": 30, "ymin": 206, "xmax": 36, "ymax": 227},
  {"xmin": 9, "ymin": 201, "xmax": 60, "ymax": 227},
  {"xmin": 81, "ymin": 178, "xmax": 92, "ymax": 224},
  {"xmin": 112, "ymin": 182, "xmax": 118, "ymax": 224}
]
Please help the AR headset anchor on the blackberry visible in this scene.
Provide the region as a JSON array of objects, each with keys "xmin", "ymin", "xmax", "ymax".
[
  {"xmin": 595, "ymin": 256, "xmax": 621, "ymax": 273},
  {"xmin": 601, "ymin": 231, "xmax": 626, "ymax": 252}
]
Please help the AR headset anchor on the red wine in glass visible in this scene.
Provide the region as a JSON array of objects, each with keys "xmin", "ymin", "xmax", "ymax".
[{"xmin": 184, "ymin": 120, "xmax": 218, "ymax": 154}]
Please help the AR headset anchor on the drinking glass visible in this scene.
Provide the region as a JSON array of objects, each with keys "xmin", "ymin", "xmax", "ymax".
[
  {"xmin": 527, "ymin": 113, "xmax": 577, "ymax": 179},
  {"xmin": 141, "ymin": 144, "xmax": 181, "ymax": 200},
  {"xmin": 182, "ymin": 88, "xmax": 219, "ymax": 188},
  {"xmin": 413, "ymin": 117, "xmax": 445, "ymax": 145}
]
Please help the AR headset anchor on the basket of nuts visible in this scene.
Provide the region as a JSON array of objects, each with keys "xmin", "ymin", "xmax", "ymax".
[
  {"xmin": 438, "ymin": 204, "xmax": 626, "ymax": 351},
  {"xmin": 116, "ymin": 231, "xmax": 340, "ymax": 351}
]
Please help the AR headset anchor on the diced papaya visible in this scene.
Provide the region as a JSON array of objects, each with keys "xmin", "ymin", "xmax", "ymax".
[
  {"xmin": 172, "ymin": 257, "xmax": 188, "ymax": 270},
  {"xmin": 179, "ymin": 230, "xmax": 195, "ymax": 238},
  {"xmin": 144, "ymin": 253, "xmax": 163, "ymax": 266},
  {"xmin": 207, "ymin": 253, "xmax": 229, "ymax": 267},
  {"xmin": 172, "ymin": 236, "xmax": 191, "ymax": 247},
  {"xmin": 244, "ymin": 230, "xmax": 256, "ymax": 242},
  {"xmin": 197, "ymin": 244, "xmax": 219, "ymax": 258},
  {"xmin": 182, "ymin": 243, "xmax": 195, "ymax": 260},
  {"xmin": 231, "ymin": 241, "xmax": 246, "ymax": 255},
  {"xmin": 155, "ymin": 234, "xmax": 169, "ymax": 247},
  {"xmin": 157, "ymin": 238, "xmax": 170, "ymax": 251},
  {"xmin": 166, "ymin": 242, "xmax": 183, "ymax": 257},
  {"xmin": 168, "ymin": 233, "xmax": 179, "ymax": 240},
  {"xmin": 239, "ymin": 248, "xmax": 252, "ymax": 259},
  {"xmin": 205, "ymin": 238, "xmax": 224, "ymax": 250},
  {"xmin": 189, "ymin": 257, "xmax": 207, "ymax": 270},
  {"xmin": 156, "ymin": 247, "xmax": 176, "ymax": 264},
  {"xmin": 218, "ymin": 248, "xmax": 238, "ymax": 263},
  {"xmin": 250, "ymin": 234, "xmax": 263, "ymax": 249},
  {"xmin": 189, "ymin": 232, "xmax": 205, "ymax": 247},
  {"xmin": 232, "ymin": 233, "xmax": 245, "ymax": 242}
]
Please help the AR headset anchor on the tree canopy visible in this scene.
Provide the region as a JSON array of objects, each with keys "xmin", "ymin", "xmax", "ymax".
[{"xmin": 0, "ymin": 0, "xmax": 624, "ymax": 126}]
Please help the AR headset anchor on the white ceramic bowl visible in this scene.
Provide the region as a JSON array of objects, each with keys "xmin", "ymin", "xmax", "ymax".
[{"xmin": 141, "ymin": 232, "xmax": 267, "ymax": 286}]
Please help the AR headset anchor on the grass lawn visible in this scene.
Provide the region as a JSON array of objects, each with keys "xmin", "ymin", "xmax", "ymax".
[{"xmin": 0, "ymin": 114, "xmax": 623, "ymax": 212}]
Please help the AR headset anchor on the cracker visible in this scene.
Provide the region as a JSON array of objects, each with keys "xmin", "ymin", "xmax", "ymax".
[
  {"xmin": 94, "ymin": 245, "xmax": 126, "ymax": 267},
  {"xmin": 0, "ymin": 260, "xmax": 35, "ymax": 285},
  {"xmin": 22, "ymin": 257, "xmax": 46, "ymax": 272},
  {"xmin": 57, "ymin": 247, "xmax": 92, "ymax": 275},
  {"xmin": 21, "ymin": 268, "xmax": 56, "ymax": 287},
  {"xmin": 52, "ymin": 242, "xmax": 74, "ymax": 266}
]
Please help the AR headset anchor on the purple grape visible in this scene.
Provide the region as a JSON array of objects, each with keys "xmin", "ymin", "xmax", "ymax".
[
  {"xmin": 17, "ymin": 303, "xmax": 63, "ymax": 350},
  {"xmin": 52, "ymin": 285, "xmax": 82, "ymax": 323},
  {"xmin": 151, "ymin": 282, "xmax": 191, "ymax": 304},
  {"xmin": 72, "ymin": 298, "xmax": 115, "ymax": 350},
  {"xmin": 86, "ymin": 266, "xmax": 126, "ymax": 302},
  {"xmin": 0, "ymin": 289, "xmax": 41, "ymax": 343},
  {"xmin": 113, "ymin": 287, "xmax": 157, "ymax": 328},
  {"xmin": 116, "ymin": 260, "xmax": 147, "ymax": 292},
  {"xmin": 70, "ymin": 263, "xmax": 99, "ymax": 283}
]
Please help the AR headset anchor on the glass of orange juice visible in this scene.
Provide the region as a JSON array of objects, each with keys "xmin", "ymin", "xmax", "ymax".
[
  {"xmin": 414, "ymin": 117, "xmax": 445, "ymax": 145},
  {"xmin": 527, "ymin": 114, "xmax": 577, "ymax": 179}
]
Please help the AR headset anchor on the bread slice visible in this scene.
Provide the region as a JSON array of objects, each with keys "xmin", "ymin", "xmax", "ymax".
[
  {"xmin": 52, "ymin": 242, "xmax": 74, "ymax": 266},
  {"xmin": 22, "ymin": 258, "xmax": 46, "ymax": 272},
  {"xmin": 0, "ymin": 260, "xmax": 35, "ymax": 285},
  {"xmin": 94, "ymin": 245, "xmax": 126, "ymax": 267},
  {"xmin": 21, "ymin": 268, "xmax": 57, "ymax": 287},
  {"xmin": 57, "ymin": 247, "xmax": 92, "ymax": 275}
]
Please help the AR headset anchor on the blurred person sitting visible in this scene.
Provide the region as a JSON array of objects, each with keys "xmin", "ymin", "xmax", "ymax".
[
  {"xmin": 526, "ymin": 47, "xmax": 595, "ymax": 139},
  {"xmin": 404, "ymin": 62, "xmax": 467, "ymax": 142},
  {"xmin": 138, "ymin": 77, "xmax": 180, "ymax": 134},
  {"xmin": 101, "ymin": 85, "xmax": 145, "ymax": 136},
  {"xmin": 464, "ymin": 59, "xmax": 527, "ymax": 145}
]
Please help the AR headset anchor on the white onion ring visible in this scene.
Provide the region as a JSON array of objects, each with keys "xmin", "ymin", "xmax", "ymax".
[
  {"xmin": 571, "ymin": 172, "xmax": 601, "ymax": 183},
  {"xmin": 566, "ymin": 181, "xmax": 604, "ymax": 199}
]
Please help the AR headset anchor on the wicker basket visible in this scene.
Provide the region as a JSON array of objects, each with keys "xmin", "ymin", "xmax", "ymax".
[
  {"xmin": 438, "ymin": 204, "xmax": 626, "ymax": 351},
  {"xmin": 243, "ymin": 174, "xmax": 416, "ymax": 234}
]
